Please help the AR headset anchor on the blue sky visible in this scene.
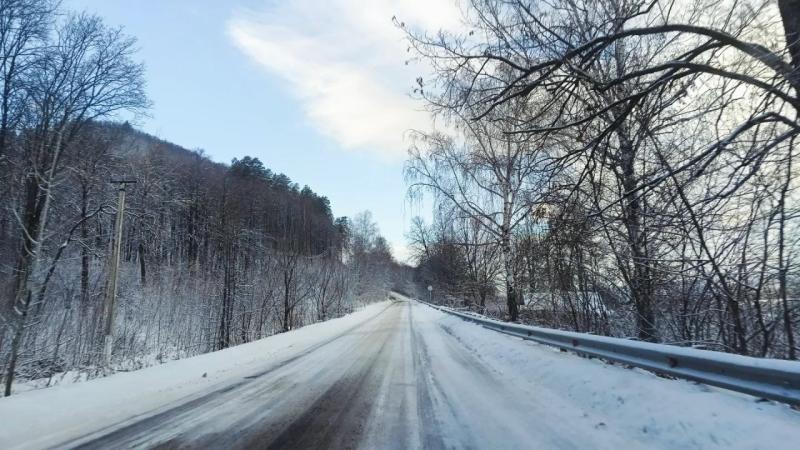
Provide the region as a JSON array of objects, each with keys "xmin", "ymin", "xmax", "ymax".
[{"xmin": 65, "ymin": 0, "xmax": 459, "ymax": 262}]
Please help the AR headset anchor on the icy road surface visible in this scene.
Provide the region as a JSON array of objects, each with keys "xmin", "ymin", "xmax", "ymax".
[{"xmin": 1, "ymin": 297, "xmax": 799, "ymax": 449}]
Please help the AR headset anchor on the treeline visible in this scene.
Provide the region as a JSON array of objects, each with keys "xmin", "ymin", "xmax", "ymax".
[
  {"xmin": 403, "ymin": 0, "xmax": 799, "ymax": 359},
  {"xmin": 0, "ymin": 0, "xmax": 401, "ymax": 396}
]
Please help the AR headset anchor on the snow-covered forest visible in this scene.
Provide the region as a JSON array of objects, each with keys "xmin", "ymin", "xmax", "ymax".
[
  {"xmin": 404, "ymin": 0, "xmax": 800, "ymax": 359},
  {"xmin": 0, "ymin": 0, "xmax": 404, "ymax": 396}
]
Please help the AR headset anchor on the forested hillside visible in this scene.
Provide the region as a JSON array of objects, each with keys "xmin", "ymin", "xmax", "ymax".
[{"xmin": 0, "ymin": 0, "xmax": 400, "ymax": 396}]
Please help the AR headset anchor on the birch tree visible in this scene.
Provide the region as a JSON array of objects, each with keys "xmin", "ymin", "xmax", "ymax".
[{"xmin": 406, "ymin": 105, "xmax": 549, "ymax": 321}]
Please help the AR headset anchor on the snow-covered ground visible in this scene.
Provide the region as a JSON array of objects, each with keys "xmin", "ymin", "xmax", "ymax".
[
  {"xmin": 415, "ymin": 298, "xmax": 800, "ymax": 449},
  {"xmin": 0, "ymin": 296, "xmax": 797, "ymax": 449}
]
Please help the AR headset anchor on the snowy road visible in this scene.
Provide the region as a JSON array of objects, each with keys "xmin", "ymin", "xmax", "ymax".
[{"xmin": 2, "ymin": 297, "xmax": 799, "ymax": 449}]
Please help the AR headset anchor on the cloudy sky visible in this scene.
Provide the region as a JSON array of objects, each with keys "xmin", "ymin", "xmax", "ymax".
[{"xmin": 66, "ymin": 0, "xmax": 461, "ymax": 262}]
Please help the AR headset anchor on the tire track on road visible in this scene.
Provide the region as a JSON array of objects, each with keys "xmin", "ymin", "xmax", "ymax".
[{"xmin": 65, "ymin": 301, "xmax": 399, "ymax": 449}]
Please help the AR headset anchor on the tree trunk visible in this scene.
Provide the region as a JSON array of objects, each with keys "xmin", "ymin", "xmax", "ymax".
[
  {"xmin": 777, "ymin": 1, "xmax": 799, "ymax": 356},
  {"xmin": 778, "ymin": 138, "xmax": 796, "ymax": 359},
  {"xmin": 217, "ymin": 240, "xmax": 235, "ymax": 350},
  {"xmin": 779, "ymin": 0, "xmax": 800, "ymax": 94},
  {"xmin": 283, "ymin": 268, "xmax": 292, "ymax": 332},
  {"xmin": 501, "ymin": 230, "xmax": 519, "ymax": 322},
  {"xmin": 138, "ymin": 240, "xmax": 146, "ymax": 285},
  {"xmin": 3, "ymin": 290, "xmax": 30, "ymax": 396},
  {"xmin": 618, "ymin": 131, "xmax": 658, "ymax": 342},
  {"xmin": 5, "ymin": 130, "xmax": 65, "ymax": 396},
  {"xmin": 80, "ymin": 186, "xmax": 90, "ymax": 305}
]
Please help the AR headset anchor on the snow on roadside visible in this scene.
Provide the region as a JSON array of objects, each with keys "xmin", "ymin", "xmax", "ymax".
[
  {"xmin": 411, "ymin": 300, "xmax": 800, "ymax": 450},
  {"xmin": 0, "ymin": 300, "xmax": 392, "ymax": 450}
]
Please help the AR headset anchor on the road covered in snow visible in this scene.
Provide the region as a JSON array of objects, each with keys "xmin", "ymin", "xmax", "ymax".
[{"xmin": 1, "ymin": 295, "xmax": 799, "ymax": 449}]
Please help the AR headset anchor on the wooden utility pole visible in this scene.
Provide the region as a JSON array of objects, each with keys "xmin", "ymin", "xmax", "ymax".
[{"xmin": 103, "ymin": 179, "xmax": 136, "ymax": 365}]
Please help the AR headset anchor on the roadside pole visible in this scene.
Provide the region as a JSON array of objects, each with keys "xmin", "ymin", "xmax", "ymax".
[
  {"xmin": 428, "ymin": 285, "xmax": 433, "ymax": 304},
  {"xmin": 103, "ymin": 179, "xmax": 136, "ymax": 366}
]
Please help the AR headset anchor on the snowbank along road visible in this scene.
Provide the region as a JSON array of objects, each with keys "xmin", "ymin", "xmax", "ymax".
[{"xmin": 1, "ymin": 295, "xmax": 799, "ymax": 449}]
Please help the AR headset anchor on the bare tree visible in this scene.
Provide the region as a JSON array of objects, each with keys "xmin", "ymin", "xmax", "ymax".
[
  {"xmin": 0, "ymin": 0, "xmax": 56, "ymax": 163},
  {"xmin": 403, "ymin": 0, "xmax": 799, "ymax": 355},
  {"xmin": 4, "ymin": 13, "xmax": 148, "ymax": 395},
  {"xmin": 406, "ymin": 103, "xmax": 549, "ymax": 321}
]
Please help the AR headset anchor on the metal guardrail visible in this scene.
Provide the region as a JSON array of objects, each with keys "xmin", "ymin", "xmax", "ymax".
[{"xmin": 417, "ymin": 299, "xmax": 800, "ymax": 406}]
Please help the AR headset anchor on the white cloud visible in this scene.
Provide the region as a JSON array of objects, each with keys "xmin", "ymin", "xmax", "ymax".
[{"xmin": 227, "ymin": 0, "xmax": 461, "ymax": 160}]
